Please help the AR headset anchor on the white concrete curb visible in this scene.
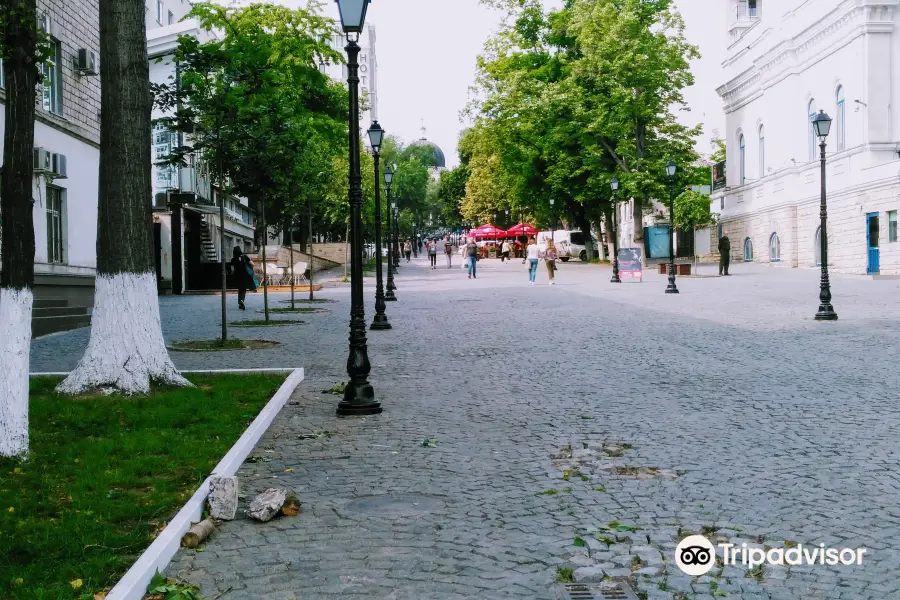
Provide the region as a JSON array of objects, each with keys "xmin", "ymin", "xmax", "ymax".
[
  {"xmin": 104, "ymin": 367, "xmax": 305, "ymax": 600},
  {"xmin": 29, "ymin": 368, "xmax": 300, "ymax": 377}
]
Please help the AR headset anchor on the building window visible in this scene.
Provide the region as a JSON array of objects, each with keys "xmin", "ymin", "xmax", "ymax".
[
  {"xmin": 836, "ymin": 86, "xmax": 846, "ymax": 152},
  {"xmin": 47, "ymin": 186, "xmax": 65, "ymax": 264},
  {"xmin": 157, "ymin": 0, "xmax": 164, "ymax": 24},
  {"xmin": 744, "ymin": 238, "xmax": 753, "ymax": 262},
  {"xmin": 758, "ymin": 125, "xmax": 765, "ymax": 176},
  {"xmin": 889, "ymin": 210, "xmax": 898, "ymax": 242},
  {"xmin": 769, "ymin": 232, "xmax": 780, "ymax": 262},
  {"xmin": 168, "ymin": 10, "xmax": 175, "ymax": 25},
  {"xmin": 738, "ymin": 133, "xmax": 745, "ymax": 185},
  {"xmin": 814, "ymin": 226, "xmax": 822, "ymax": 266},
  {"xmin": 42, "ymin": 40, "xmax": 62, "ymax": 114},
  {"xmin": 808, "ymin": 99, "xmax": 817, "ymax": 161},
  {"xmin": 0, "ymin": 58, "xmax": 4, "ymax": 89}
]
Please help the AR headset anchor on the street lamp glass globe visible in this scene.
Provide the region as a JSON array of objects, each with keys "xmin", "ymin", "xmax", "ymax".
[
  {"xmin": 334, "ymin": 0, "xmax": 370, "ymax": 34},
  {"xmin": 812, "ymin": 110, "xmax": 833, "ymax": 139},
  {"xmin": 610, "ymin": 177, "xmax": 619, "ymax": 191},
  {"xmin": 366, "ymin": 120, "xmax": 384, "ymax": 152},
  {"xmin": 549, "ymin": 198, "xmax": 555, "ymax": 206},
  {"xmin": 665, "ymin": 160, "xmax": 677, "ymax": 178},
  {"xmin": 382, "ymin": 167, "xmax": 393, "ymax": 185}
]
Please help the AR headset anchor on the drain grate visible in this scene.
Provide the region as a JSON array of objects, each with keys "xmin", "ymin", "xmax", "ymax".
[{"xmin": 556, "ymin": 583, "xmax": 639, "ymax": 600}]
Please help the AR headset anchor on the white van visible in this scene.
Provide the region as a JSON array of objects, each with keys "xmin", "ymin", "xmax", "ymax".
[{"xmin": 536, "ymin": 230, "xmax": 597, "ymax": 262}]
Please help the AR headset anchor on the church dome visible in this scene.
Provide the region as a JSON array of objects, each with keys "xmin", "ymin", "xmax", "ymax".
[{"xmin": 410, "ymin": 125, "xmax": 446, "ymax": 169}]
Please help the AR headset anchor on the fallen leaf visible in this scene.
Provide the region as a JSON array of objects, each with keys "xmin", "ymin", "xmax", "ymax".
[
  {"xmin": 284, "ymin": 468, "xmax": 294, "ymax": 473},
  {"xmin": 7, "ymin": 506, "xmax": 13, "ymax": 513},
  {"xmin": 94, "ymin": 592, "xmax": 108, "ymax": 600},
  {"xmin": 13, "ymin": 577, "xmax": 23, "ymax": 585},
  {"xmin": 70, "ymin": 578, "xmax": 83, "ymax": 589}
]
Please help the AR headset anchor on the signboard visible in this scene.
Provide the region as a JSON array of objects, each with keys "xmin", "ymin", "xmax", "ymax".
[
  {"xmin": 618, "ymin": 247, "xmax": 643, "ymax": 282},
  {"xmin": 712, "ymin": 160, "xmax": 726, "ymax": 191}
]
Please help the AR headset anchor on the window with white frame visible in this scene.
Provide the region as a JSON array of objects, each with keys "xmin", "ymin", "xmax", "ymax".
[
  {"xmin": 0, "ymin": 58, "xmax": 5, "ymax": 89},
  {"xmin": 808, "ymin": 99, "xmax": 817, "ymax": 161},
  {"xmin": 769, "ymin": 232, "xmax": 780, "ymax": 262},
  {"xmin": 46, "ymin": 186, "xmax": 66, "ymax": 264},
  {"xmin": 836, "ymin": 86, "xmax": 846, "ymax": 152},
  {"xmin": 157, "ymin": 0, "xmax": 164, "ymax": 24},
  {"xmin": 168, "ymin": 10, "xmax": 175, "ymax": 25},
  {"xmin": 738, "ymin": 133, "xmax": 746, "ymax": 185},
  {"xmin": 42, "ymin": 40, "xmax": 63, "ymax": 114},
  {"xmin": 758, "ymin": 125, "xmax": 765, "ymax": 177}
]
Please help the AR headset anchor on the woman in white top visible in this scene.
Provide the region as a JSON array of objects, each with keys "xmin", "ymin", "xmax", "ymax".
[{"xmin": 526, "ymin": 237, "xmax": 540, "ymax": 285}]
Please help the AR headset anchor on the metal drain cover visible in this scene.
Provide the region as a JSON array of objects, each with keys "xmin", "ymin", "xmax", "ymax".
[
  {"xmin": 556, "ymin": 583, "xmax": 639, "ymax": 600},
  {"xmin": 344, "ymin": 493, "xmax": 445, "ymax": 516}
]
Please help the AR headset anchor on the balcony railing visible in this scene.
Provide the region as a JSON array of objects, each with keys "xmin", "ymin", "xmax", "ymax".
[{"xmin": 735, "ymin": 3, "xmax": 761, "ymax": 22}]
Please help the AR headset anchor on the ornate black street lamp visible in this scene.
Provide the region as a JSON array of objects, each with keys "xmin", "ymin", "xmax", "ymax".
[
  {"xmin": 334, "ymin": 0, "xmax": 381, "ymax": 416},
  {"xmin": 812, "ymin": 110, "xmax": 838, "ymax": 321},
  {"xmin": 393, "ymin": 201, "xmax": 401, "ymax": 270},
  {"xmin": 665, "ymin": 160, "xmax": 679, "ymax": 294},
  {"xmin": 610, "ymin": 177, "xmax": 621, "ymax": 283},
  {"xmin": 383, "ymin": 165, "xmax": 397, "ymax": 301},
  {"xmin": 367, "ymin": 121, "xmax": 391, "ymax": 330},
  {"xmin": 549, "ymin": 197, "xmax": 556, "ymax": 242}
]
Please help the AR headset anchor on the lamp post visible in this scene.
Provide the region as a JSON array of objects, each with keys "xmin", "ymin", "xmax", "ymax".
[
  {"xmin": 383, "ymin": 166, "xmax": 397, "ymax": 301},
  {"xmin": 392, "ymin": 201, "xmax": 400, "ymax": 269},
  {"xmin": 367, "ymin": 121, "xmax": 391, "ymax": 330},
  {"xmin": 505, "ymin": 208, "xmax": 510, "ymax": 229},
  {"xmin": 334, "ymin": 0, "xmax": 381, "ymax": 416},
  {"xmin": 665, "ymin": 160, "xmax": 679, "ymax": 294},
  {"xmin": 610, "ymin": 177, "xmax": 621, "ymax": 283},
  {"xmin": 549, "ymin": 198, "xmax": 556, "ymax": 243},
  {"xmin": 812, "ymin": 110, "xmax": 838, "ymax": 321}
]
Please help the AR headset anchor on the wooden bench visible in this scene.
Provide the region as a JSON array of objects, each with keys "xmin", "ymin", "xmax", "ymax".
[{"xmin": 658, "ymin": 263, "xmax": 692, "ymax": 275}]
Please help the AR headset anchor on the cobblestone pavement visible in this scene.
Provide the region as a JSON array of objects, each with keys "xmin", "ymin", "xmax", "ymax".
[{"xmin": 35, "ymin": 258, "xmax": 900, "ymax": 599}]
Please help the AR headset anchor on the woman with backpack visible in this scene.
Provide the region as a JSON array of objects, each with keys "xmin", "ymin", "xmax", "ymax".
[
  {"xmin": 229, "ymin": 246, "xmax": 256, "ymax": 310},
  {"xmin": 428, "ymin": 238, "xmax": 438, "ymax": 269}
]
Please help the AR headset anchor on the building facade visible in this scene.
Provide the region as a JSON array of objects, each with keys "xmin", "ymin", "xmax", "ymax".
[{"xmin": 713, "ymin": 0, "xmax": 900, "ymax": 275}]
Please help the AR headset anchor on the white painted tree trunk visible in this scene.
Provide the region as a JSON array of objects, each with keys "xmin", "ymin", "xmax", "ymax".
[
  {"xmin": 56, "ymin": 272, "xmax": 190, "ymax": 395},
  {"xmin": 0, "ymin": 288, "xmax": 33, "ymax": 457}
]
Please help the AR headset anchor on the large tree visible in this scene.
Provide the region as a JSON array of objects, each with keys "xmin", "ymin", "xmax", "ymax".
[
  {"xmin": 57, "ymin": 0, "xmax": 189, "ymax": 395},
  {"xmin": 0, "ymin": 0, "xmax": 41, "ymax": 455}
]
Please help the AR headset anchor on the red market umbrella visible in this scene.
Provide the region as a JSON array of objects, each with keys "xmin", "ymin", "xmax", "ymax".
[
  {"xmin": 506, "ymin": 223, "xmax": 538, "ymax": 237},
  {"xmin": 470, "ymin": 224, "xmax": 507, "ymax": 239}
]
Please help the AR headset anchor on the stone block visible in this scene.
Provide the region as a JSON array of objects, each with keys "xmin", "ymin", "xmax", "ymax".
[
  {"xmin": 247, "ymin": 488, "xmax": 287, "ymax": 522},
  {"xmin": 573, "ymin": 565, "xmax": 606, "ymax": 583},
  {"xmin": 208, "ymin": 476, "xmax": 239, "ymax": 521}
]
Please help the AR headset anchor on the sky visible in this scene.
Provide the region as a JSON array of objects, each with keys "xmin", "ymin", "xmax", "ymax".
[{"xmin": 277, "ymin": 0, "xmax": 727, "ymax": 169}]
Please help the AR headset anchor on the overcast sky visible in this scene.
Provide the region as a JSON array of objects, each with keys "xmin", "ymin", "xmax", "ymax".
[{"xmin": 279, "ymin": 0, "xmax": 727, "ymax": 168}]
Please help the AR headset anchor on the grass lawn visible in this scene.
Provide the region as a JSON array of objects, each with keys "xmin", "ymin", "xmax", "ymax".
[{"xmin": 0, "ymin": 373, "xmax": 287, "ymax": 600}]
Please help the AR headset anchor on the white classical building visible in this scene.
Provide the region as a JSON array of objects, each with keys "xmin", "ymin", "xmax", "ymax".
[
  {"xmin": 322, "ymin": 26, "xmax": 380, "ymax": 132},
  {"xmin": 712, "ymin": 0, "xmax": 900, "ymax": 275}
]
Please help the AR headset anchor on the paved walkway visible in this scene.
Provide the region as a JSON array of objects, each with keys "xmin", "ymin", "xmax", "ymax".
[{"xmin": 33, "ymin": 258, "xmax": 900, "ymax": 599}]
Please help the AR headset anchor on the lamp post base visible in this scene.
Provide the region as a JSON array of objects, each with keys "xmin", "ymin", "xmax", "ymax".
[
  {"xmin": 815, "ymin": 305, "xmax": 838, "ymax": 321},
  {"xmin": 337, "ymin": 383, "xmax": 382, "ymax": 416},
  {"xmin": 665, "ymin": 284, "xmax": 679, "ymax": 294},
  {"xmin": 385, "ymin": 290, "xmax": 397, "ymax": 301},
  {"xmin": 370, "ymin": 314, "xmax": 392, "ymax": 330}
]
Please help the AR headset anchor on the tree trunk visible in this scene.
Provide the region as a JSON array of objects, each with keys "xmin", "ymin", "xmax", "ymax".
[
  {"xmin": 57, "ymin": 0, "xmax": 189, "ymax": 395},
  {"xmin": 0, "ymin": 0, "xmax": 39, "ymax": 456},
  {"xmin": 573, "ymin": 209, "xmax": 593, "ymax": 262},
  {"xmin": 634, "ymin": 119, "xmax": 647, "ymax": 264}
]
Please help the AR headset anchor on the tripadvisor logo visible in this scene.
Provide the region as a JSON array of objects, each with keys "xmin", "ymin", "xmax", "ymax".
[{"xmin": 675, "ymin": 535, "xmax": 869, "ymax": 576}]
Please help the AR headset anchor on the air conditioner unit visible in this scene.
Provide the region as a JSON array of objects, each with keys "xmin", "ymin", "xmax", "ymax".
[
  {"xmin": 33, "ymin": 148, "xmax": 52, "ymax": 174},
  {"xmin": 74, "ymin": 49, "xmax": 98, "ymax": 76},
  {"xmin": 50, "ymin": 153, "xmax": 67, "ymax": 179}
]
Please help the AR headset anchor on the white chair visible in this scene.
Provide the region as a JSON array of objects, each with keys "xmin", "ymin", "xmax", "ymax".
[{"xmin": 291, "ymin": 262, "xmax": 309, "ymax": 286}]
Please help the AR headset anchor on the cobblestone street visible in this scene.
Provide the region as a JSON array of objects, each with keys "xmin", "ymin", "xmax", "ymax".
[{"xmin": 33, "ymin": 258, "xmax": 900, "ymax": 599}]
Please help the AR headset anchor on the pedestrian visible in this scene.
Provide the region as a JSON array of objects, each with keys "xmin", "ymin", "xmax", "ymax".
[
  {"xmin": 501, "ymin": 239, "xmax": 511, "ymax": 263},
  {"xmin": 526, "ymin": 237, "xmax": 540, "ymax": 285},
  {"xmin": 428, "ymin": 238, "xmax": 438, "ymax": 269},
  {"xmin": 228, "ymin": 246, "xmax": 256, "ymax": 311},
  {"xmin": 444, "ymin": 235, "xmax": 454, "ymax": 269},
  {"xmin": 543, "ymin": 239, "xmax": 558, "ymax": 285},
  {"xmin": 412, "ymin": 237, "xmax": 418, "ymax": 258},
  {"xmin": 404, "ymin": 239, "xmax": 412, "ymax": 262},
  {"xmin": 719, "ymin": 231, "xmax": 731, "ymax": 276},
  {"xmin": 465, "ymin": 237, "xmax": 479, "ymax": 279}
]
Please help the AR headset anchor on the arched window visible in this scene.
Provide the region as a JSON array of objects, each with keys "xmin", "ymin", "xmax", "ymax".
[
  {"xmin": 739, "ymin": 133, "xmax": 746, "ymax": 185},
  {"xmin": 744, "ymin": 237, "xmax": 753, "ymax": 262},
  {"xmin": 815, "ymin": 226, "xmax": 822, "ymax": 266},
  {"xmin": 769, "ymin": 232, "xmax": 781, "ymax": 262},
  {"xmin": 836, "ymin": 86, "xmax": 846, "ymax": 151},
  {"xmin": 808, "ymin": 99, "xmax": 817, "ymax": 160},
  {"xmin": 758, "ymin": 125, "xmax": 765, "ymax": 176}
]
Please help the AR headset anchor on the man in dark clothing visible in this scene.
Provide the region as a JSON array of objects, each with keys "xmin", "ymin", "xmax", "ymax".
[
  {"xmin": 229, "ymin": 246, "xmax": 255, "ymax": 310},
  {"xmin": 718, "ymin": 233, "xmax": 731, "ymax": 276}
]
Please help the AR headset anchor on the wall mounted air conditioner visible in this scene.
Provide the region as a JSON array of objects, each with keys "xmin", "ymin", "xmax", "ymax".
[
  {"xmin": 50, "ymin": 153, "xmax": 67, "ymax": 179},
  {"xmin": 33, "ymin": 148, "xmax": 52, "ymax": 174},
  {"xmin": 74, "ymin": 49, "xmax": 98, "ymax": 76}
]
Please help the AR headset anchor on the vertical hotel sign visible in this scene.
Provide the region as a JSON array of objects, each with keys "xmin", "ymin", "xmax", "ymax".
[{"xmin": 359, "ymin": 48, "xmax": 369, "ymax": 123}]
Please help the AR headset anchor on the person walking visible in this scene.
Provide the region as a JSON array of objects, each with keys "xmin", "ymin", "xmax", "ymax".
[
  {"xmin": 444, "ymin": 235, "xmax": 454, "ymax": 269},
  {"xmin": 428, "ymin": 238, "xmax": 438, "ymax": 269},
  {"xmin": 526, "ymin": 237, "xmax": 540, "ymax": 285},
  {"xmin": 228, "ymin": 246, "xmax": 256, "ymax": 311},
  {"xmin": 404, "ymin": 239, "xmax": 412, "ymax": 263},
  {"xmin": 543, "ymin": 239, "xmax": 558, "ymax": 285},
  {"xmin": 718, "ymin": 232, "xmax": 731, "ymax": 276},
  {"xmin": 500, "ymin": 239, "xmax": 511, "ymax": 263},
  {"xmin": 465, "ymin": 238, "xmax": 479, "ymax": 279}
]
